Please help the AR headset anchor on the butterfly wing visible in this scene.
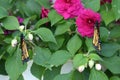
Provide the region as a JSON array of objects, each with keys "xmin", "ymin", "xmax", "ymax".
[
  {"xmin": 92, "ymin": 22, "xmax": 101, "ymax": 53},
  {"xmin": 21, "ymin": 34, "xmax": 29, "ymax": 63}
]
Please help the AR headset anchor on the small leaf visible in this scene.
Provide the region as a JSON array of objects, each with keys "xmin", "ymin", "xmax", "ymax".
[
  {"xmin": 85, "ymin": 38, "xmax": 95, "ymax": 52},
  {"xmin": 2, "ymin": 16, "xmax": 19, "ymax": 30},
  {"xmin": 100, "ymin": 43, "xmax": 120, "ymax": 57},
  {"xmin": 48, "ymin": 36, "xmax": 65, "ymax": 51},
  {"xmin": 55, "ymin": 22, "xmax": 72, "ymax": 36},
  {"xmin": 33, "ymin": 47, "xmax": 51, "ymax": 68},
  {"xmin": 53, "ymin": 72, "xmax": 73, "ymax": 80},
  {"xmin": 5, "ymin": 48, "xmax": 27, "ymax": 80},
  {"xmin": 0, "ymin": 6, "xmax": 8, "ymax": 19},
  {"xmin": 48, "ymin": 10, "xmax": 63, "ymax": 26},
  {"xmin": 0, "ymin": 59, "xmax": 7, "ymax": 75},
  {"xmin": 102, "ymin": 56, "xmax": 120, "ymax": 74},
  {"xmin": 89, "ymin": 53, "xmax": 103, "ymax": 61},
  {"xmin": 73, "ymin": 54, "xmax": 88, "ymax": 68},
  {"xmin": 49, "ymin": 50, "xmax": 71, "ymax": 66},
  {"xmin": 31, "ymin": 63, "xmax": 45, "ymax": 79},
  {"xmin": 44, "ymin": 67, "xmax": 61, "ymax": 80},
  {"xmin": 0, "ymin": 27, "xmax": 4, "ymax": 34},
  {"xmin": 35, "ymin": 18, "xmax": 50, "ymax": 29},
  {"xmin": 110, "ymin": 26, "xmax": 120, "ymax": 38},
  {"xmin": 100, "ymin": 27, "xmax": 109, "ymax": 42},
  {"xmin": 89, "ymin": 68, "xmax": 108, "ymax": 80},
  {"xmin": 35, "ymin": 0, "xmax": 50, "ymax": 8},
  {"xmin": 112, "ymin": 0, "xmax": 120, "ymax": 20},
  {"xmin": 83, "ymin": 0, "xmax": 100, "ymax": 11},
  {"xmin": 100, "ymin": 9, "xmax": 115, "ymax": 25},
  {"xmin": 67, "ymin": 34, "xmax": 82, "ymax": 55},
  {"xmin": 34, "ymin": 28, "xmax": 57, "ymax": 44},
  {"xmin": 110, "ymin": 76, "xmax": 120, "ymax": 80}
]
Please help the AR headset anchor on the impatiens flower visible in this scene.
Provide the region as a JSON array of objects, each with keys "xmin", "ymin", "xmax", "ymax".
[
  {"xmin": 41, "ymin": 7, "xmax": 50, "ymax": 18},
  {"xmin": 88, "ymin": 59, "xmax": 94, "ymax": 69},
  {"xmin": 100, "ymin": 0, "xmax": 112, "ymax": 5},
  {"xmin": 95, "ymin": 63, "xmax": 102, "ymax": 71},
  {"xmin": 17, "ymin": 16, "xmax": 24, "ymax": 24},
  {"xmin": 77, "ymin": 65, "xmax": 85, "ymax": 72},
  {"xmin": 54, "ymin": 0, "xmax": 84, "ymax": 19},
  {"xmin": 28, "ymin": 33, "xmax": 33, "ymax": 41},
  {"xmin": 76, "ymin": 9, "xmax": 101, "ymax": 37},
  {"xmin": 11, "ymin": 38, "xmax": 17, "ymax": 47},
  {"xmin": 19, "ymin": 25, "xmax": 25, "ymax": 32}
]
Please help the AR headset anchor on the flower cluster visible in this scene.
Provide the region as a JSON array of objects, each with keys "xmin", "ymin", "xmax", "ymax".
[{"xmin": 53, "ymin": 0, "xmax": 101, "ymax": 37}]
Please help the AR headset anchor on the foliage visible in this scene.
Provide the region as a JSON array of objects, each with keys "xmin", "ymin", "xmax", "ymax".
[{"xmin": 0, "ymin": 0, "xmax": 120, "ymax": 80}]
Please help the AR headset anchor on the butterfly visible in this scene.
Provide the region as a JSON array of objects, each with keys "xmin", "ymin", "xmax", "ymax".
[
  {"xmin": 20, "ymin": 34, "xmax": 29, "ymax": 63},
  {"xmin": 92, "ymin": 21, "xmax": 101, "ymax": 53}
]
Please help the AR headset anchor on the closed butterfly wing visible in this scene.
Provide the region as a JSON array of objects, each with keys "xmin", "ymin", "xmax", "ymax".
[
  {"xmin": 92, "ymin": 21, "xmax": 101, "ymax": 53},
  {"xmin": 21, "ymin": 34, "xmax": 29, "ymax": 63}
]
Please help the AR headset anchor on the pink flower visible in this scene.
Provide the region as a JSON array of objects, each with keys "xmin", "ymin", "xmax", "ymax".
[
  {"xmin": 53, "ymin": 0, "xmax": 84, "ymax": 19},
  {"xmin": 100, "ymin": 0, "xmax": 112, "ymax": 5},
  {"xmin": 17, "ymin": 16, "xmax": 24, "ymax": 24},
  {"xmin": 76, "ymin": 9, "xmax": 101, "ymax": 37},
  {"xmin": 41, "ymin": 7, "xmax": 50, "ymax": 18}
]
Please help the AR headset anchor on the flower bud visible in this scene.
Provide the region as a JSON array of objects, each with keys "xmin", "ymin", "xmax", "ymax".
[
  {"xmin": 78, "ymin": 65, "xmax": 85, "ymax": 72},
  {"xmin": 88, "ymin": 59, "xmax": 94, "ymax": 69},
  {"xmin": 19, "ymin": 25, "xmax": 25, "ymax": 31},
  {"xmin": 95, "ymin": 63, "xmax": 102, "ymax": 71},
  {"xmin": 28, "ymin": 33, "xmax": 33, "ymax": 41},
  {"xmin": 11, "ymin": 38, "xmax": 17, "ymax": 47}
]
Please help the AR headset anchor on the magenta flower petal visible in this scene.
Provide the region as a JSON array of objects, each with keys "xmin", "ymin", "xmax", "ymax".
[
  {"xmin": 41, "ymin": 7, "xmax": 50, "ymax": 18},
  {"xmin": 53, "ymin": 0, "xmax": 84, "ymax": 19},
  {"xmin": 76, "ymin": 9, "xmax": 101, "ymax": 37}
]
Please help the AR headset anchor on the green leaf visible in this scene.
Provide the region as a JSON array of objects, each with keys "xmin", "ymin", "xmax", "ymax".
[
  {"xmin": 100, "ymin": 27, "xmax": 109, "ymax": 42},
  {"xmin": 7, "ymin": 46, "xmax": 16, "ymax": 56},
  {"xmin": 89, "ymin": 68, "xmax": 108, "ymax": 80},
  {"xmin": 67, "ymin": 34, "xmax": 82, "ymax": 55},
  {"xmin": 49, "ymin": 50, "xmax": 71, "ymax": 66},
  {"xmin": 110, "ymin": 26, "xmax": 120, "ymax": 38},
  {"xmin": 23, "ymin": 0, "xmax": 41, "ymax": 17},
  {"xmin": 44, "ymin": 67, "xmax": 61, "ymax": 80},
  {"xmin": 85, "ymin": 38, "xmax": 95, "ymax": 52},
  {"xmin": 0, "ymin": 0, "xmax": 11, "ymax": 9},
  {"xmin": 100, "ymin": 9, "xmax": 115, "ymax": 25},
  {"xmin": 0, "ymin": 27, "xmax": 4, "ymax": 34},
  {"xmin": 100, "ymin": 43, "xmax": 120, "ymax": 57},
  {"xmin": 48, "ymin": 36, "xmax": 65, "ymax": 51},
  {"xmin": 112, "ymin": 0, "xmax": 120, "ymax": 20},
  {"xmin": 89, "ymin": 53, "xmax": 103, "ymax": 61},
  {"xmin": 110, "ymin": 76, "xmax": 120, "ymax": 80},
  {"xmin": 48, "ymin": 10, "xmax": 63, "ymax": 26},
  {"xmin": 33, "ymin": 47, "xmax": 51, "ymax": 68},
  {"xmin": 0, "ymin": 59, "xmax": 7, "ymax": 75},
  {"xmin": 35, "ymin": 0, "xmax": 50, "ymax": 8},
  {"xmin": 72, "ymin": 70, "xmax": 85, "ymax": 80},
  {"xmin": 83, "ymin": 0, "xmax": 100, "ymax": 11},
  {"xmin": 0, "ymin": 6, "xmax": 8, "ymax": 19},
  {"xmin": 5, "ymin": 48, "xmax": 27, "ymax": 80},
  {"xmin": 53, "ymin": 72, "xmax": 73, "ymax": 80},
  {"xmin": 17, "ymin": 75, "xmax": 24, "ymax": 80},
  {"xmin": 35, "ymin": 18, "xmax": 50, "ymax": 29},
  {"xmin": 73, "ymin": 54, "xmax": 88, "ymax": 68},
  {"xmin": 55, "ymin": 22, "xmax": 72, "ymax": 36},
  {"xmin": 31, "ymin": 63, "xmax": 45, "ymax": 79},
  {"xmin": 34, "ymin": 28, "xmax": 57, "ymax": 44},
  {"xmin": 102, "ymin": 56, "xmax": 120, "ymax": 74},
  {"xmin": 2, "ymin": 16, "xmax": 19, "ymax": 30}
]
